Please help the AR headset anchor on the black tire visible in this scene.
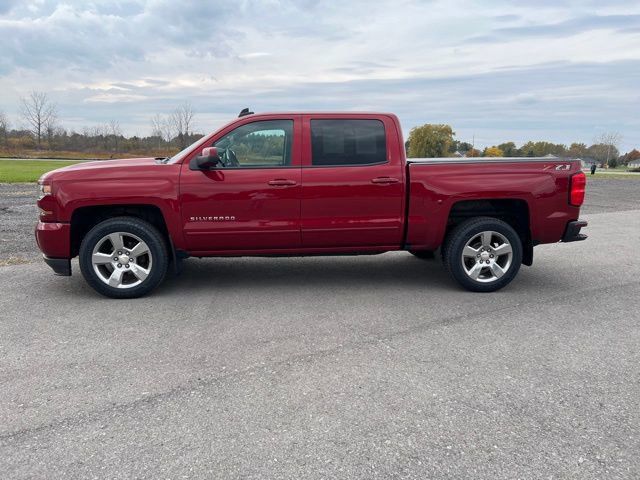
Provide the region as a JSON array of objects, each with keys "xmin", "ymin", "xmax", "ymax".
[
  {"xmin": 410, "ymin": 250, "xmax": 435, "ymax": 260},
  {"xmin": 442, "ymin": 217, "xmax": 522, "ymax": 292},
  {"xmin": 79, "ymin": 217, "xmax": 169, "ymax": 298}
]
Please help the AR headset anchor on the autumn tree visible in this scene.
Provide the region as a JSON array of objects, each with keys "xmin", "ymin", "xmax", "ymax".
[
  {"xmin": 20, "ymin": 91, "xmax": 58, "ymax": 149},
  {"xmin": 588, "ymin": 143, "xmax": 620, "ymax": 168},
  {"xmin": 621, "ymin": 149, "xmax": 640, "ymax": 165},
  {"xmin": 449, "ymin": 140, "xmax": 472, "ymax": 155},
  {"xmin": 497, "ymin": 142, "xmax": 517, "ymax": 156},
  {"xmin": 567, "ymin": 142, "xmax": 588, "ymax": 158},
  {"xmin": 483, "ymin": 146, "xmax": 504, "ymax": 157},
  {"xmin": 519, "ymin": 141, "xmax": 566, "ymax": 157},
  {"xmin": 407, "ymin": 124, "xmax": 455, "ymax": 158},
  {"xmin": 465, "ymin": 148, "xmax": 481, "ymax": 157}
]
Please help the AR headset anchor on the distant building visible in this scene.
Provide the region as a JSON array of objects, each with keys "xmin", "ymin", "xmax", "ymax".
[
  {"xmin": 629, "ymin": 158, "xmax": 640, "ymax": 169},
  {"xmin": 577, "ymin": 157, "xmax": 601, "ymax": 168},
  {"xmin": 452, "ymin": 151, "xmax": 464, "ymax": 157},
  {"xmin": 543, "ymin": 153, "xmax": 558, "ymax": 158}
]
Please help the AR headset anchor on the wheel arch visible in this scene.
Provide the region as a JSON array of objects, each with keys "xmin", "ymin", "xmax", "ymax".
[
  {"xmin": 445, "ymin": 199, "xmax": 533, "ymax": 266},
  {"xmin": 70, "ymin": 204, "xmax": 172, "ymax": 259}
]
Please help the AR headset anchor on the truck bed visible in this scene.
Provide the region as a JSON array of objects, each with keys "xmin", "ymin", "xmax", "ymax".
[{"xmin": 404, "ymin": 157, "xmax": 583, "ymax": 251}]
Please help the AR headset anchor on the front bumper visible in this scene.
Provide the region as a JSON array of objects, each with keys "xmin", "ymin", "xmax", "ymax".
[
  {"xmin": 35, "ymin": 221, "xmax": 72, "ymax": 276},
  {"xmin": 43, "ymin": 256, "xmax": 71, "ymax": 276},
  {"xmin": 35, "ymin": 221, "xmax": 71, "ymax": 258},
  {"xmin": 562, "ymin": 220, "xmax": 588, "ymax": 242}
]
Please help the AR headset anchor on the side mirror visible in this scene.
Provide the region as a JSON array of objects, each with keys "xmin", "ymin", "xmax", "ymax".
[{"xmin": 190, "ymin": 147, "xmax": 221, "ymax": 170}]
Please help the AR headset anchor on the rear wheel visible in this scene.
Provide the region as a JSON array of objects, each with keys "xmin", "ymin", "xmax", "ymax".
[
  {"xmin": 79, "ymin": 217, "xmax": 168, "ymax": 298},
  {"xmin": 442, "ymin": 217, "xmax": 522, "ymax": 292}
]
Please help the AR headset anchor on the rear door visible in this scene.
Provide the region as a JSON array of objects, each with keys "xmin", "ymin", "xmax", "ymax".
[
  {"xmin": 180, "ymin": 116, "xmax": 302, "ymax": 252},
  {"xmin": 300, "ymin": 115, "xmax": 404, "ymax": 248}
]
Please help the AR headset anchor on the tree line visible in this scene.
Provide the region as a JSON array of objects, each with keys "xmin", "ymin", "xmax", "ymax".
[
  {"xmin": 407, "ymin": 125, "xmax": 639, "ymax": 168},
  {"xmin": 0, "ymin": 91, "xmax": 203, "ymax": 158},
  {"xmin": 1, "ymin": 91, "xmax": 638, "ymax": 166}
]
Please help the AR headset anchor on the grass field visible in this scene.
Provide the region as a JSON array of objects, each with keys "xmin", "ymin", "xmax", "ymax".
[
  {"xmin": 0, "ymin": 159, "xmax": 82, "ymax": 183},
  {"xmin": 588, "ymin": 172, "xmax": 640, "ymax": 179},
  {"xmin": 1, "ymin": 158, "xmax": 639, "ymax": 183},
  {"xmin": 0, "ymin": 149, "xmax": 153, "ymax": 160}
]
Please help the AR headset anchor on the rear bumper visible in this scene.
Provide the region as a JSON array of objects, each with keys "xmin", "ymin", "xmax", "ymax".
[
  {"xmin": 43, "ymin": 256, "xmax": 71, "ymax": 276},
  {"xmin": 562, "ymin": 220, "xmax": 588, "ymax": 242}
]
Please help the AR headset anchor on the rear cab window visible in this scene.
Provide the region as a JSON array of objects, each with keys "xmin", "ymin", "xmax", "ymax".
[{"xmin": 310, "ymin": 119, "xmax": 387, "ymax": 166}]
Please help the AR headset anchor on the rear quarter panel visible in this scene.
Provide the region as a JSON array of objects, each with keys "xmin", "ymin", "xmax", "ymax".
[{"xmin": 406, "ymin": 160, "xmax": 582, "ymax": 249}]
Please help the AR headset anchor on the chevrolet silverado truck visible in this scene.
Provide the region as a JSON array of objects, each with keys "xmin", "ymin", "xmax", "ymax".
[{"xmin": 36, "ymin": 111, "xmax": 587, "ymax": 298}]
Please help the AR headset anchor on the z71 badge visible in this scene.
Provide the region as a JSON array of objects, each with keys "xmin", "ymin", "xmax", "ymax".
[{"xmin": 190, "ymin": 216, "xmax": 236, "ymax": 221}]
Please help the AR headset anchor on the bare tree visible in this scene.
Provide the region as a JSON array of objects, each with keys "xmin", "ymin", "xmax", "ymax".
[
  {"xmin": 150, "ymin": 114, "xmax": 164, "ymax": 150},
  {"xmin": 169, "ymin": 110, "xmax": 184, "ymax": 148},
  {"xmin": 161, "ymin": 117, "xmax": 174, "ymax": 149},
  {"xmin": 20, "ymin": 91, "xmax": 57, "ymax": 149},
  {"xmin": 597, "ymin": 132, "xmax": 622, "ymax": 168},
  {"xmin": 0, "ymin": 110, "xmax": 8, "ymax": 146},
  {"xmin": 150, "ymin": 114, "xmax": 163, "ymax": 136},
  {"xmin": 44, "ymin": 114, "xmax": 59, "ymax": 149},
  {"xmin": 108, "ymin": 119, "xmax": 122, "ymax": 152},
  {"xmin": 170, "ymin": 102, "xmax": 195, "ymax": 149}
]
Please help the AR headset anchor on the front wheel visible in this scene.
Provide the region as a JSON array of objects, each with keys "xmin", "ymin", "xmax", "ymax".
[
  {"xmin": 79, "ymin": 217, "xmax": 168, "ymax": 298},
  {"xmin": 442, "ymin": 217, "xmax": 522, "ymax": 292}
]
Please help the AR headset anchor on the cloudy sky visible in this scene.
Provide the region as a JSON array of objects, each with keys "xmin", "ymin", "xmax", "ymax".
[{"xmin": 0, "ymin": 0, "xmax": 638, "ymax": 150}]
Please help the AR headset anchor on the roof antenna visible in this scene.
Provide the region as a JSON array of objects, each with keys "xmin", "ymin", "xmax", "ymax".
[{"xmin": 238, "ymin": 108, "xmax": 254, "ymax": 117}]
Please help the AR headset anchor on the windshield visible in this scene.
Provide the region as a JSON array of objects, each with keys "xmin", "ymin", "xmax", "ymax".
[{"xmin": 165, "ymin": 134, "xmax": 212, "ymax": 164}]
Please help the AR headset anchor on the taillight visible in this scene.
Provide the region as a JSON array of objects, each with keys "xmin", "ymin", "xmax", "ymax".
[{"xmin": 569, "ymin": 172, "xmax": 586, "ymax": 207}]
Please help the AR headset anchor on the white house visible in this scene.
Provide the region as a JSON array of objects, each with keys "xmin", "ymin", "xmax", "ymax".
[{"xmin": 578, "ymin": 157, "xmax": 600, "ymax": 168}]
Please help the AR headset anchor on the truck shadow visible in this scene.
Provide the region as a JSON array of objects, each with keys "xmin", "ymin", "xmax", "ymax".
[
  {"xmin": 60, "ymin": 252, "xmax": 568, "ymax": 300},
  {"xmin": 156, "ymin": 252, "xmax": 455, "ymax": 295}
]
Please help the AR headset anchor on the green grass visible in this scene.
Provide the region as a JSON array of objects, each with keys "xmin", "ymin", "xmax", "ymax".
[
  {"xmin": 587, "ymin": 172, "xmax": 640, "ymax": 180},
  {"xmin": 0, "ymin": 159, "xmax": 82, "ymax": 183}
]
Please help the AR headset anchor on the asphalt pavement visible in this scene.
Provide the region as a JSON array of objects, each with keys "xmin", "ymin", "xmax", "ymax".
[{"xmin": 0, "ymin": 183, "xmax": 639, "ymax": 478}]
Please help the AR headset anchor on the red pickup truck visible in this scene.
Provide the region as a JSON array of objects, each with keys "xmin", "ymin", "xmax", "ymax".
[{"xmin": 36, "ymin": 111, "xmax": 587, "ymax": 298}]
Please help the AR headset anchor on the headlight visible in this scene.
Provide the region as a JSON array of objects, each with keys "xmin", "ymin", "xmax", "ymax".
[{"xmin": 38, "ymin": 183, "xmax": 52, "ymax": 200}]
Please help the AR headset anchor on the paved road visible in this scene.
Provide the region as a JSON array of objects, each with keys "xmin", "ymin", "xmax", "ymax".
[{"xmin": 1, "ymin": 206, "xmax": 639, "ymax": 478}]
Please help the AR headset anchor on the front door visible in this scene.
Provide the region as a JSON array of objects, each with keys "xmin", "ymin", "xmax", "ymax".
[{"xmin": 180, "ymin": 117, "xmax": 301, "ymax": 252}]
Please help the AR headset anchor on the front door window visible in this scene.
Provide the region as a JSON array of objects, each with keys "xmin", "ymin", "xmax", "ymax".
[{"xmin": 214, "ymin": 120, "xmax": 293, "ymax": 168}]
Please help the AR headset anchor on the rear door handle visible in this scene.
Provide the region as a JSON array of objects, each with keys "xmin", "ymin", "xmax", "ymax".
[
  {"xmin": 371, "ymin": 177, "xmax": 399, "ymax": 184},
  {"xmin": 268, "ymin": 179, "xmax": 297, "ymax": 186}
]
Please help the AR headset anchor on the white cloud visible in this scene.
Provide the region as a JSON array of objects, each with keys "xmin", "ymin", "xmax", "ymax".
[{"xmin": 0, "ymin": 0, "xmax": 639, "ymax": 149}]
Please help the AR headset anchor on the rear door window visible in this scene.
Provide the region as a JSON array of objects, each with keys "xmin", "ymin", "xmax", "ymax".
[{"xmin": 310, "ymin": 119, "xmax": 386, "ymax": 166}]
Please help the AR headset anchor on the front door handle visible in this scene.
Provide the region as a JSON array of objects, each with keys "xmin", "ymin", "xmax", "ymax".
[
  {"xmin": 371, "ymin": 177, "xmax": 400, "ymax": 184},
  {"xmin": 268, "ymin": 179, "xmax": 297, "ymax": 186}
]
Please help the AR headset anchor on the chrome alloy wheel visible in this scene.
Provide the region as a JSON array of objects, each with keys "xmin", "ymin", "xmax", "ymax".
[
  {"xmin": 461, "ymin": 230, "xmax": 513, "ymax": 283},
  {"xmin": 91, "ymin": 232, "xmax": 153, "ymax": 289}
]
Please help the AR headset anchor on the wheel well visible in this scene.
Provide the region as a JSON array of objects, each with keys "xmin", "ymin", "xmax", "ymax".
[
  {"xmin": 446, "ymin": 199, "xmax": 533, "ymax": 265},
  {"xmin": 70, "ymin": 205, "xmax": 170, "ymax": 258}
]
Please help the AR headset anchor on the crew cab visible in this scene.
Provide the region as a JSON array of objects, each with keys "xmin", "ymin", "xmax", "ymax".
[{"xmin": 36, "ymin": 111, "xmax": 587, "ymax": 298}]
